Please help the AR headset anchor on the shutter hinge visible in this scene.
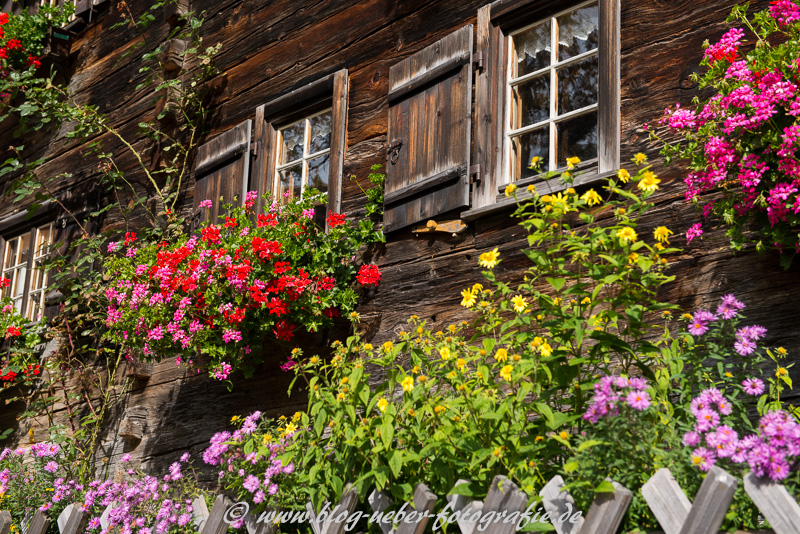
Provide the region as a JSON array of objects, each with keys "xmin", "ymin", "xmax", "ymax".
[
  {"xmin": 388, "ymin": 140, "xmax": 403, "ymax": 165},
  {"xmin": 470, "ymin": 163, "xmax": 484, "ymax": 184},
  {"xmin": 473, "ymin": 51, "xmax": 484, "ymax": 72},
  {"xmin": 250, "ymin": 140, "xmax": 261, "ymax": 159}
]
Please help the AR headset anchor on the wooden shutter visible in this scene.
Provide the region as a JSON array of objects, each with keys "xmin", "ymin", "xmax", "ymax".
[
  {"xmin": 193, "ymin": 120, "xmax": 252, "ymax": 224},
  {"xmin": 384, "ymin": 25, "xmax": 473, "ymax": 233}
]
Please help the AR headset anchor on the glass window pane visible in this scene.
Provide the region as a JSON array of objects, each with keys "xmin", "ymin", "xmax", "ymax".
[
  {"xmin": 4, "ymin": 238, "xmax": 17, "ymax": 269},
  {"xmin": 2, "ymin": 271, "xmax": 13, "ymax": 299},
  {"xmin": 309, "ymin": 112, "xmax": 332, "ymax": 154},
  {"xmin": 13, "ymin": 298, "xmax": 21, "ymax": 314},
  {"xmin": 557, "ymin": 55, "xmax": 598, "ymax": 115},
  {"xmin": 558, "ymin": 3, "xmax": 599, "ymax": 61},
  {"xmin": 279, "ymin": 164, "xmax": 303, "ymax": 202},
  {"xmin": 280, "ymin": 122, "xmax": 305, "ymax": 164},
  {"xmin": 512, "ymin": 128, "xmax": 549, "ymax": 180},
  {"xmin": 29, "ymin": 297, "xmax": 40, "ymax": 321},
  {"xmin": 35, "ymin": 225, "xmax": 51, "ymax": 258},
  {"xmin": 308, "ymin": 154, "xmax": 330, "ymax": 194},
  {"xmin": 513, "ymin": 21, "xmax": 550, "ymax": 78},
  {"xmin": 556, "ymin": 111, "xmax": 597, "ymax": 167},
  {"xmin": 31, "ymin": 268, "xmax": 44, "ymax": 292},
  {"xmin": 13, "ymin": 266, "xmax": 26, "ymax": 298},
  {"xmin": 18, "ymin": 231, "xmax": 30, "ymax": 266},
  {"xmin": 511, "ymin": 75, "xmax": 550, "ymax": 129}
]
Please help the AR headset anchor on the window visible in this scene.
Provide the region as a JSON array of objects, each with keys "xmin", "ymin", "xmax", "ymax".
[
  {"xmin": 506, "ymin": 1, "xmax": 599, "ymax": 179},
  {"xmin": 464, "ymin": 0, "xmax": 620, "ymax": 219},
  {"xmin": 274, "ymin": 108, "xmax": 333, "ymax": 202},
  {"xmin": 252, "ymin": 69, "xmax": 349, "ymax": 219},
  {"xmin": 1, "ymin": 223, "xmax": 53, "ymax": 321}
]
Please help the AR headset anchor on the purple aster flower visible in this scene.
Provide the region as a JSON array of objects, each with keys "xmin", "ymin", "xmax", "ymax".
[
  {"xmin": 691, "ymin": 447, "xmax": 716, "ymax": 472},
  {"xmin": 742, "ymin": 378, "xmax": 765, "ymax": 395},
  {"xmin": 735, "ymin": 337, "xmax": 757, "ymax": 356},
  {"xmin": 629, "ymin": 377, "xmax": 648, "ymax": 390},
  {"xmin": 87, "ymin": 518, "xmax": 101, "ymax": 531},
  {"xmin": 688, "ymin": 320, "xmax": 709, "ymax": 336},
  {"xmin": 44, "ymin": 461, "xmax": 58, "ymax": 473},
  {"xmin": 717, "ymin": 399, "xmax": 733, "ymax": 415},
  {"xmin": 696, "ymin": 408, "xmax": 720, "ymax": 432}
]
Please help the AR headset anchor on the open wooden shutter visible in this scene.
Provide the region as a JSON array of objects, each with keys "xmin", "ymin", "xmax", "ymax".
[
  {"xmin": 384, "ymin": 25, "xmax": 473, "ymax": 233},
  {"xmin": 193, "ymin": 120, "xmax": 252, "ymax": 224}
]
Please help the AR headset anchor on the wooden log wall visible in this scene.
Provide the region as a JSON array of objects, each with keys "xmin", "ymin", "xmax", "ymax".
[{"xmin": 1, "ymin": 0, "xmax": 797, "ymax": 482}]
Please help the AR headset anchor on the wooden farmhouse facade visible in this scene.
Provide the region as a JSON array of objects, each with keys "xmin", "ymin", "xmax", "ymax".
[{"xmin": 0, "ymin": 0, "xmax": 796, "ymax": 479}]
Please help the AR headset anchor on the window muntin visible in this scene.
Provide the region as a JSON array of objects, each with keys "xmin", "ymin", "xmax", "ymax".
[
  {"xmin": 275, "ymin": 108, "xmax": 332, "ymax": 202},
  {"xmin": 2, "ymin": 223, "xmax": 53, "ymax": 321},
  {"xmin": 506, "ymin": 0, "xmax": 599, "ymax": 181}
]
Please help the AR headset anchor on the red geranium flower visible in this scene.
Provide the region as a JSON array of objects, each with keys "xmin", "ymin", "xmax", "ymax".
[
  {"xmin": 224, "ymin": 217, "xmax": 237, "ymax": 228},
  {"xmin": 6, "ymin": 325, "xmax": 21, "ymax": 337},
  {"xmin": 327, "ymin": 212, "xmax": 346, "ymax": 227},
  {"xmin": 356, "ymin": 264, "xmax": 381, "ymax": 287},
  {"xmin": 0, "ymin": 277, "xmax": 9, "ymax": 288},
  {"xmin": 201, "ymin": 225, "xmax": 221, "ymax": 244}
]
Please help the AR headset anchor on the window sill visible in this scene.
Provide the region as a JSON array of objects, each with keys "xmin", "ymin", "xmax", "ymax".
[{"xmin": 460, "ymin": 168, "xmax": 617, "ymax": 222}]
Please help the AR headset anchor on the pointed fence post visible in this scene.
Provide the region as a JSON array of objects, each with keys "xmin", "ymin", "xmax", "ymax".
[
  {"xmin": 678, "ymin": 466, "xmax": 736, "ymax": 534},
  {"xmin": 0, "ymin": 511, "xmax": 12, "ymax": 534},
  {"xmin": 368, "ymin": 490, "xmax": 394, "ymax": 534},
  {"xmin": 57, "ymin": 504, "xmax": 87, "ymax": 534},
  {"xmin": 641, "ymin": 468, "xmax": 692, "ymax": 534},
  {"xmin": 192, "ymin": 495, "xmax": 210, "ymax": 531},
  {"xmin": 481, "ymin": 475, "xmax": 529, "ymax": 534},
  {"xmin": 307, "ymin": 485, "xmax": 359, "ymax": 534},
  {"xmin": 26, "ymin": 511, "xmax": 49, "ymax": 534},
  {"xmin": 200, "ymin": 495, "xmax": 235, "ymax": 534},
  {"xmin": 394, "ymin": 483, "xmax": 437, "ymax": 534},
  {"xmin": 580, "ymin": 480, "xmax": 632, "ymax": 534},
  {"xmin": 539, "ymin": 475, "xmax": 584, "ymax": 534},
  {"xmin": 446, "ymin": 479, "xmax": 482, "ymax": 534},
  {"xmin": 744, "ymin": 472, "xmax": 800, "ymax": 534}
]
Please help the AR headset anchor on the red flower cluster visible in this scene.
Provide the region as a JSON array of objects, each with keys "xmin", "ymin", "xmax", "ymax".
[
  {"xmin": 356, "ymin": 265, "xmax": 381, "ymax": 287},
  {"xmin": 0, "ymin": 369, "xmax": 16, "ymax": 381},
  {"xmin": 0, "ymin": 277, "xmax": 9, "ymax": 288},
  {"xmin": 327, "ymin": 212, "xmax": 346, "ymax": 227},
  {"xmin": 6, "ymin": 325, "xmax": 21, "ymax": 337},
  {"xmin": 0, "ymin": 14, "xmax": 40, "ymax": 71}
]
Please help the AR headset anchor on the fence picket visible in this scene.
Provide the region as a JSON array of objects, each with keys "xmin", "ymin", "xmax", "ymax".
[
  {"xmin": 678, "ymin": 466, "xmax": 737, "ymax": 534},
  {"xmin": 244, "ymin": 507, "xmax": 277, "ymax": 534},
  {"xmin": 743, "ymin": 472, "xmax": 800, "ymax": 534},
  {"xmin": 307, "ymin": 485, "xmax": 359, "ymax": 534},
  {"xmin": 60, "ymin": 505, "xmax": 86, "ymax": 534},
  {"xmin": 368, "ymin": 489, "xmax": 394, "ymax": 534},
  {"xmin": 192, "ymin": 495, "xmax": 210, "ymax": 531},
  {"xmin": 0, "ymin": 511, "xmax": 11, "ymax": 534},
  {"xmin": 446, "ymin": 479, "xmax": 481, "ymax": 534},
  {"xmin": 539, "ymin": 475, "xmax": 583, "ymax": 534},
  {"xmin": 641, "ymin": 468, "xmax": 692, "ymax": 534},
  {"xmin": 26, "ymin": 511, "xmax": 49, "ymax": 534},
  {"xmin": 479, "ymin": 476, "xmax": 528, "ymax": 534},
  {"xmin": 580, "ymin": 480, "xmax": 632, "ymax": 534},
  {"xmin": 200, "ymin": 495, "xmax": 233, "ymax": 534},
  {"xmin": 394, "ymin": 483, "xmax": 437, "ymax": 534}
]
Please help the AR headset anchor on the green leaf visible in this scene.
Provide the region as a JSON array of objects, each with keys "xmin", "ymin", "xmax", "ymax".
[
  {"xmin": 388, "ymin": 450, "xmax": 402, "ymax": 477},
  {"xmin": 594, "ymin": 480, "xmax": 616, "ymax": 493},
  {"xmin": 577, "ymin": 439, "xmax": 604, "ymax": 452}
]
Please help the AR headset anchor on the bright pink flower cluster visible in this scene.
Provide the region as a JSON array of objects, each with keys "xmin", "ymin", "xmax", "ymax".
[
  {"xmin": 659, "ymin": 1, "xmax": 800, "ymax": 254},
  {"xmin": 583, "ymin": 375, "xmax": 651, "ymax": 423},
  {"xmin": 684, "ymin": 389, "xmax": 800, "ymax": 480}
]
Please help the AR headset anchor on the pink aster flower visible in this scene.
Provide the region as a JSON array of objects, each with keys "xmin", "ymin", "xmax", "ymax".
[
  {"xmin": 626, "ymin": 390, "xmax": 651, "ymax": 411},
  {"xmin": 691, "ymin": 447, "xmax": 716, "ymax": 472},
  {"xmin": 742, "ymin": 377, "xmax": 765, "ymax": 395}
]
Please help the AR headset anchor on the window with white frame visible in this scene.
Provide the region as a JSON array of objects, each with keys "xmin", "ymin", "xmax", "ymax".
[
  {"xmin": 505, "ymin": 0, "xmax": 600, "ymax": 182},
  {"xmin": 274, "ymin": 108, "xmax": 332, "ymax": 202},
  {"xmin": 1, "ymin": 223, "xmax": 53, "ymax": 321}
]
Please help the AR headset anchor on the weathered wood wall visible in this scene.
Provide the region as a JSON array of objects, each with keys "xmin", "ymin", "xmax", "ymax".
[{"xmin": 1, "ymin": 0, "xmax": 796, "ymax": 482}]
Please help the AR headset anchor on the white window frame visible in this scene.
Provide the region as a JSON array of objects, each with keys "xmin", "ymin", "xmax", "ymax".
[
  {"xmin": 2, "ymin": 222, "xmax": 53, "ymax": 322},
  {"xmin": 274, "ymin": 107, "xmax": 333, "ymax": 202},
  {"xmin": 503, "ymin": 0, "xmax": 600, "ymax": 182}
]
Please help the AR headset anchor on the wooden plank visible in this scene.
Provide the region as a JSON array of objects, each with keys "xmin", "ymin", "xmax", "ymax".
[
  {"xmin": 192, "ymin": 495, "xmax": 210, "ymax": 531},
  {"xmin": 259, "ymin": 73, "xmax": 336, "ymax": 122},
  {"xmin": 598, "ymin": 0, "xmax": 621, "ymax": 173},
  {"xmin": 580, "ymin": 480, "xmax": 632, "ymax": 534},
  {"xmin": 539, "ymin": 475, "xmax": 584, "ymax": 534},
  {"xmin": 394, "ymin": 483, "xmax": 437, "ymax": 534},
  {"xmin": 446, "ymin": 479, "xmax": 480, "ymax": 534},
  {"xmin": 384, "ymin": 165, "xmax": 464, "ymax": 206},
  {"xmin": 319, "ymin": 485, "xmax": 358, "ymax": 534},
  {"xmin": 329, "ymin": 69, "xmax": 349, "ymax": 215},
  {"xmin": 26, "ymin": 511, "xmax": 49, "ymax": 534},
  {"xmin": 678, "ymin": 466, "xmax": 737, "ymax": 534},
  {"xmin": 201, "ymin": 495, "xmax": 234, "ymax": 534},
  {"xmin": 368, "ymin": 489, "xmax": 394, "ymax": 534},
  {"xmin": 744, "ymin": 472, "xmax": 800, "ymax": 534},
  {"xmin": 60, "ymin": 504, "xmax": 87, "ymax": 534},
  {"xmin": 387, "ymin": 51, "xmax": 470, "ymax": 103},
  {"xmin": 641, "ymin": 468, "xmax": 692, "ymax": 534},
  {"xmin": 0, "ymin": 511, "xmax": 11, "ymax": 534}
]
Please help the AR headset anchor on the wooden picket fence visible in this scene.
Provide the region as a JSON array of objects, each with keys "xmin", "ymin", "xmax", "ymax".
[{"xmin": 1, "ymin": 465, "xmax": 799, "ymax": 534}]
